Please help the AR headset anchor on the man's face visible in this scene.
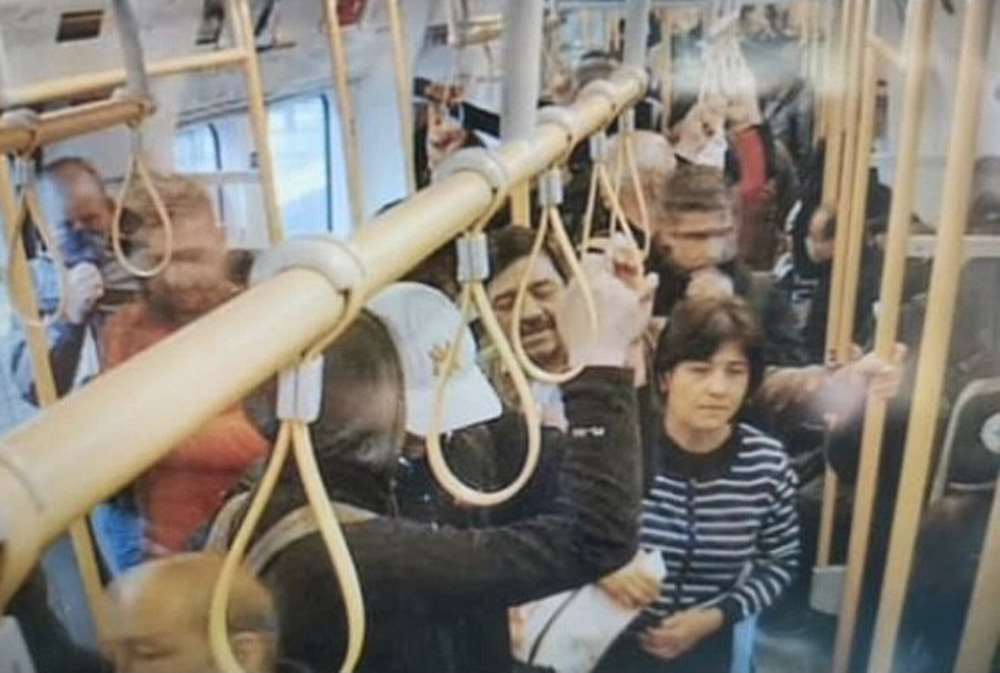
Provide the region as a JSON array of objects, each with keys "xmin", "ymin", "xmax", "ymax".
[
  {"xmin": 144, "ymin": 209, "xmax": 232, "ymax": 319},
  {"xmin": 661, "ymin": 340, "xmax": 750, "ymax": 437},
  {"xmin": 44, "ymin": 175, "xmax": 114, "ymax": 265},
  {"xmin": 653, "ymin": 209, "xmax": 736, "ymax": 273},
  {"xmin": 65, "ymin": 176, "xmax": 114, "ymax": 235},
  {"xmin": 487, "ymin": 253, "xmax": 568, "ymax": 372},
  {"xmin": 106, "ymin": 582, "xmax": 216, "ymax": 673}
]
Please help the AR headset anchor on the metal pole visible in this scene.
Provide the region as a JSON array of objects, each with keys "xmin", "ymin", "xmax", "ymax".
[
  {"xmin": 0, "ymin": 50, "xmax": 248, "ymax": 110},
  {"xmin": 830, "ymin": 0, "xmax": 937, "ymax": 669},
  {"xmin": 0, "ymin": 68, "xmax": 647, "ymax": 606},
  {"xmin": 0, "ymin": 159, "xmax": 108, "ymax": 638},
  {"xmin": 867, "ymin": 2, "xmax": 996, "ymax": 671},
  {"xmin": 229, "ymin": 0, "xmax": 285, "ymax": 245},
  {"xmin": 814, "ymin": 0, "xmax": 865, "ymax": 572},
  {"xmin": 953, "ymin": 482, "xmax": 1000, "ymax": 673},
  {"xmin": 623, "ymin": 0, "xmax": 652, "ymax": 71},
  {"xmin": 0, "ymin": 99, "xmax": 150, "ymax": 155},
  {"xmin": 385, "ymin": 0, "xmax": 416, "ymax": 195},
  {"xmin": 109, "ymin": 0, "xmax": 151, "ymax": 100},
  {"xmin": 820, "ymin": 0, "xmax": 854, "ymax": 207},
  {"xmin": 501, "ymin": 0, "xmax": 545, "ymax": 227},
  {"xmin": 323, "ymin": 0, "xmax": 366, "ymax": 233}
]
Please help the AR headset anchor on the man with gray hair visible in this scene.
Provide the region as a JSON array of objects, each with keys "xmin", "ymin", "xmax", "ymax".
[{"xmin": 9, "ymin": 157, "xmax": 140, "ymax": 403}]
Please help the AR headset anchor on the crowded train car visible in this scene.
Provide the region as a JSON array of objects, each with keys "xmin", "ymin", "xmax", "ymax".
[{"xmin": 0, "ymin": 0, "xmax": 997, "ymax": 672}]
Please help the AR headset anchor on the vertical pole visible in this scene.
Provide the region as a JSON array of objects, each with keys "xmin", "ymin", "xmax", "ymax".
[
  {"xmin": 821, "ymin": 0, "xmax": 854, "ymax": 207},
  {"xmin": 953, "ymin": 483, "xmax": 1000, "ymax": 673},
  {"xmin": 623, "ymin": 0, "xmax": 651, "ymax": 74},
  {"xmin": 500, "ymin": 0, "xmax": 544, "ymax": 227},
  {"xmin": 813, "ymin": 0, "xmax": 864, "ymax": 573},
  {"xmin": 816, "ymin": 0, "xmax": 839, "ymax": 145},
  {"xmin": 656, "ymin": 15, "xmax": 673, "ymax": 133},
  {"xmin": 829, "ymin": 0, "xmax": 869, "ymax": 360},
  {"xmin": 386, "ymin": 0, "xmax": 416, "ymax": 195},
  {"xmin": 0, "ymin": 158, "xmax": 107, "ymax": 638},
  {"xmin": 229, "ymin": 0, "xmax": 285, "ymax": 244},
  {"xmin": 867, "ymin": 2, "xmax": 995, "ymax": 671},
  {"xmin": 323, "ymin": 0, "xmax": 366, "ymax": 232},
  {"xmin": 831, "ymin": 1, "xmax": 937, "ymax": 669}
]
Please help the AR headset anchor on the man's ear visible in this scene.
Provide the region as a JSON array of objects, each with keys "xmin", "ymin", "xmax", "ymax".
[
  {"xmin": 658, "ymin": 372, "xmax": 670, "ymax": 396},
  {"xmin": 230, "ymin": 631, "xmax": 277, "ymax": 673}
]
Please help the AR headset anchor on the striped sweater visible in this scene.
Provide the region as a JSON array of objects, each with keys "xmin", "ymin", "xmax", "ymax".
[{"xmin": 637, "ymin": 422, "xmax": 800, "ymax": 627}]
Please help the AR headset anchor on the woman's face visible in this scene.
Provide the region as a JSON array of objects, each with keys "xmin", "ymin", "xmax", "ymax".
[{"xmin": 661, "ymin": 340, "xmax": 750, "ymax": 436}]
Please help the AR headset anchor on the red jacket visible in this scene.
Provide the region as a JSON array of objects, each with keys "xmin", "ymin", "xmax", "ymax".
[{"xmin": 103, "ymin": 303, "xmax": 269, "ymax": 555}]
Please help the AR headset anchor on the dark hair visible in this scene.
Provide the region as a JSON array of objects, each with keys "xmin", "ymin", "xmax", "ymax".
[
  {"xmin": 487, "ymin": 225, "xmax": 570, "ymax": 282},
  {"xmin": 245, "ymin": 310, "xmax": 405, "ymax": 477},
  {"xmin": 662, "ymin": 165, "xmax": 734, "ymax": 217},
  {"xmin": 654, "ymin": 295, "xmax": 766, "ymax": 398}
]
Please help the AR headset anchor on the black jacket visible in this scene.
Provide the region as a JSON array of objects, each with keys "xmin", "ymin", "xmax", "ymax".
[{"xmin": 243, "ymin": 367, "xmax": 642, "ymax": 673}]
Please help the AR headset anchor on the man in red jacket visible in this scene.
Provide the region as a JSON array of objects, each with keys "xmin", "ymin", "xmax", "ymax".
[{"xmin": 102, "ymin": 175, "xmax": 268, "ymax": 557}]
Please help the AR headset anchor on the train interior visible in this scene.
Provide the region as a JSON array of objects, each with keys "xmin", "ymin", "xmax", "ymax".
[{"xmin": 0, "ymin": 1, "xmax": 998, "ymax": 672}]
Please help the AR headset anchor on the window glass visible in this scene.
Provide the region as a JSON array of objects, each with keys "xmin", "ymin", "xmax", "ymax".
[
  {"xmin": 269, "ymin": 96, "xmax": 332, "ymax": 238},
  {"xmin": 174, "ymin": 124, "xmax": 221, "ymax": 174}
]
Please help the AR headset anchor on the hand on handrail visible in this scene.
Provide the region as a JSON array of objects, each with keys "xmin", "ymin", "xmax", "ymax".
[{"xmin": 560, "ymin": 239, "xmax": 658, "ymax": 371}]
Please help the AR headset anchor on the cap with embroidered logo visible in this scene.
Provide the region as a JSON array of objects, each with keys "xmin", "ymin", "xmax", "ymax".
[{"xmin": 367, "ymin": 282, "xmax": 502, "ymax": 436}]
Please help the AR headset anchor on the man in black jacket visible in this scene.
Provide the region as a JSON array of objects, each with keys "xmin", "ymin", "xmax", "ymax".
[{"xmin": 224, "ymin": 252, "xmax": 653, "ymax": 673}]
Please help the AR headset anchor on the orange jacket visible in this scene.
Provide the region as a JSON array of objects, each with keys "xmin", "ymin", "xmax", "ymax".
[{"xmin": 103, "ymin": 303, "xmax": 269, "ymax": 555}]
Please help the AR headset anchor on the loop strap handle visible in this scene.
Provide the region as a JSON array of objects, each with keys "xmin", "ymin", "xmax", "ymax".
[
  {"xmin": 510, "ymin": 169, "xmax": 597, "ymax": 385},
  {"xmin": 212, "ymin": 241, "xmax": 370, "ymax": 673},
  {"xmin": 110, "ymin": 149, "xmax": 174, "ymax": 278},
  {"xmin": 424, "ymin": 281, "xmax": 543, "ymax": 507},
  {"xmin": 424, "ymin": 204, "xmax": 542, "ymax": 507}
]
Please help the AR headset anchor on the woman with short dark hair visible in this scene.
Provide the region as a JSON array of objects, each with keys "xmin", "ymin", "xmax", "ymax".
[{"xmin": 595, "ymin": 295, "xmax": 800, "ymax": 673}]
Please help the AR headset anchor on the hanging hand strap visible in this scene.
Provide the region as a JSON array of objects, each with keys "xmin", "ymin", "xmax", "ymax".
[
  {"xmin": 109, "ymin": 128, "xmax": 175, "ymax": 278},
  {"xmin": 426, "ymin": 148, "xmax": 542, "ymax": 507},
  {"xmin": 510, "ymin": 168, "xmax": 597, "ymax": 384},
  {"xmin": 211, "ymin": 238, "xmax": 367, "ymax": 673}
]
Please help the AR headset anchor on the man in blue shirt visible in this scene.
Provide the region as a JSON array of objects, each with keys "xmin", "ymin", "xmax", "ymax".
[
  {"xmin": 10, "ymin": 157, "xmax": 141, "ymax": 403},
  {"xmin": 8, "ymin": 157, "xmax": 143, "ymax": 575}
]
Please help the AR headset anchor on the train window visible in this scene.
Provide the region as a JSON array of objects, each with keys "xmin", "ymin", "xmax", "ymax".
[
  {"xmin": 174, "ymin": 122, "xmax": 226, "ymax": 224},
  {"xmin": 175, "ymin": 123, "xmax": 223, "ymax": 174},
  {"xmin": 268, "ymin": 95, "xmax": 334, "ymax": 238}
]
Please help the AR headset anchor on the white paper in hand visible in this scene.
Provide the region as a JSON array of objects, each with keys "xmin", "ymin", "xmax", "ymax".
[{"xmin": 512, "ymin": 550, "xmax": 666, "ymax": 673}]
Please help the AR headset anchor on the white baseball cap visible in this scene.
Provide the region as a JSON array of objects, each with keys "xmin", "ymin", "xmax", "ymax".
[{"xmin": 367, "ymin": 282, "xmax": 502, "ymax": 436}]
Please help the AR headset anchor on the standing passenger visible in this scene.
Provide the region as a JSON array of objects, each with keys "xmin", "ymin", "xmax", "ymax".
[
  {"xmin": 102, "ymin": 175, "xmax": 268, "ymax": 557},
  {"xmin": 595, "ymin": 296, "xmax": 800, "ymax": 673},
  {"xmin": 7, "ymin": 157, "xmax": 145, "ymax": 575},
  {"xmin": 10, "ymin": 157, "xmax": 141, "ymax": 403}
]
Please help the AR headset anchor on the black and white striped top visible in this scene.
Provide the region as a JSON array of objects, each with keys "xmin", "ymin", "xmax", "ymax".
[{"xmin": 637, "ymin": 422, "xmax": 800, "ymax": 627}]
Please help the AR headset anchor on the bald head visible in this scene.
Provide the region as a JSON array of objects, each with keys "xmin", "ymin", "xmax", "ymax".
[{"xmin": 104, "ymin": 553, "xmax": 277, "ymax": 673}]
